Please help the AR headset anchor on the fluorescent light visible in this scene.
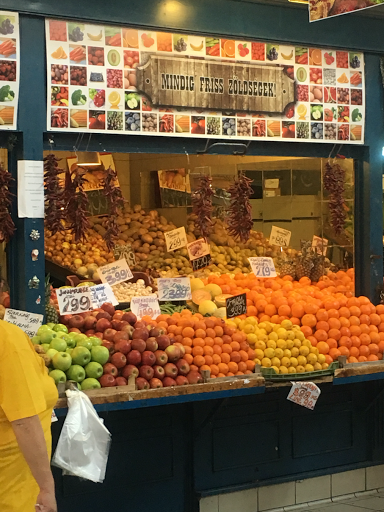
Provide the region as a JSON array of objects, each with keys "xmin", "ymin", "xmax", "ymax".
[{"xmin": 288, "ymin": 0, "xmax": 309, "ymax": 3}]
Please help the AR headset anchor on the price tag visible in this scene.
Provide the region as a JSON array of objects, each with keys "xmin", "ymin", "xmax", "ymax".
[
  {"xmin": 270, "ymin": 226, "xmax": 291, "ymax": 247},
  {"xmin": 99, "ymin": 259, "xmax": 133, "ymax": 287},
  {"xmin": 51, "ymin": 410, "xmax": 58, "ymax": 423},
  {"xmin": 4, "ymin": 308, "xmax": 44, "ymax": 338},
  {"xmin": 157, "ymin": 277, "xmax": 192, "ymax": 301},
  {"xmin": 312, "ymin": 236, "xmax": 328, "ymax": 256},
  {"xmin": 89, "ymin": 283, "xmax": 119, "ymax": 308},
  {"xmin": 56, "ymin": 286, "xmax": 93, "ymax": 316},
  {"xmin": 131, "ymin": 296, "xmax": 161, "ymax": 320},
  {"xmin": 165, "ymin": 227, "xmax": 187, "ymax": 252},
  {"xmin": 226, "ymin": 293, "xmax": 247, "ymax": 319},
  {"xmin": 287, "ymin": 381, "xmax": 321, "ymax": 410},
  {"xmin": 113, "ymin": 243, "xmax": 136, "ymax": 267},
  {"xmin": 187, "ymin": 238, "xmax": 210, "ymax": 260},
  {"xmin": 192, "ymin": 254, "xmax": 212, "ymax": 272},
  {"xmin": 264, "ymin": 178, "xmax": 279, "ymax": 189},
  {"xmin": 248, "ymin": 257, "xmax": 277, "ymax": 278}
]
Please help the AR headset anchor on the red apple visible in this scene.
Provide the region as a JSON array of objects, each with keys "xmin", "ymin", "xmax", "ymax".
[
  {"xmin": 122, "ymin": 312, "xmax": 137, "ymax": 325},
  {"xmin": 96, "ymin": 318, "xmax": 112, "ymax": 332},
  {"xmin": 132, "ymin": 328, "xmax": 149, "ymax": 341},
  {"xmin": 150, "ymin": 378, "xmax": 163, "ymax": 389},
  {"xmin": 163, "ymin": 377, "xmax": 176, "ymax": 387},
  {"xmin": 111, "ymin": 320, "xmax": 123, "ymax": 330},
  {"xmin": 84, "ymin": 316, "xmax": 97, "ymax": 330},
  {"xmin": 174, "ymin": 343, "xmax": 186, "ymax": 357},
  {"xmin": 142, "ymin": 351, "xmax": 156, "ymax": 366},
  {"xmin": 96, "ymin": 311, "xmax": 112, "ymax": 322},
  {"xmin": 165, "ymin": 345, "xmax": 181, "ymax": 363},
  {"xmin": 145, "ymin": 337, "xmax": 158, "ymax": 352},
  {"xmin": 176, "ymin": 375, "xmax": 189, "ymax": 386},
  {"xmin": 113, "ymin": 331, "xmax": 129, "ymax": 344},
  {"xmin": 127, "ymin": 349, "xmax": 141, "ymax": 366},
  {"xmin": 85, "ymin": 329, "xmax": 96, "ymax": 336},
  {"xmin": 149, "ymin": 327, "xmax": 161, "ymax": 338},
  {"xmin": 99, "ymin": 374, "xmax": 116, "ymax": 387},
  {"xmin": 103, "ymin": 363, "xmax": 118, "ymax": 376},
  {"xmin": 131, "ymin": 338, "xmax": 146, "ymax": 353},
  {"xmin": 122, "ymin": 364, "xmax": 139, "ymax": 379},
  {"xmin": 110, "ymin": 352, "xmax": 127, "ymax": 369},
  {"xmin": 157, "ymin": 335, "xmax": 171, "ymax": 350},
  {"xmin": 114, "ymin": 339, "xmax": 132, "ymax": 355},
  {"xmin": 101, "ymin": 303, "xmax": 115, "ymax": 317},
  {"xmin": 176, "ymin": 359, "xmax": 190, "ymax": 376},
  {"xmin": 164, "ymin": 363, "xmax": 178, "ymax": 378},
  {"xmin": 68, "ymin": 327, "xmax": 81, "ymax": 334},
  {"xmin": 154, "ymin": 350, "xmax": 168, "ymax": 366},
  {"xmin": 101, "ymin": 340, "xmax": 115, "ymax": 354},
  {"xmin": 115, "ymin": 376, "xmax": 127, "ymax": 386},
  {"xmin": 91, "ymin": 310, "xmax": 99, "ymax": 318},
  {"xmin": 121, "ymin": 324, "xmax": 134, "ymax": 338},
  {"xmin": 103, "ymin": 328, "xmax": 117, "ymax": 342},
  {"xmin": 187, "ymin": 371, "xmax": 203, "ymax": 384},
  {"xmin": 139, "ymin": 365, "xmax": 154, "ymax": 380},
  {"xmin": 136, "ymin": 377, "xmax": 149, "ymax": 390},
  {"xmin": 134, "ymin": 321, "xmax": 147, "ymax": 330},
  {"xmin": 153, "ymin": 365, "xmax": 165, "ymax": 380},
  {"xmin": 68, "ymin": 315, "xmax": 85, "ymax": 330},
  {"xmin": 59, "ymin": 314, "xmax": 72, "ymax": 325}
]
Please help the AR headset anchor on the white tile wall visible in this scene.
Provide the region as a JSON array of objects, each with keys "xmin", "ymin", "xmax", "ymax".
[{"xmin": 199, "ymin": 465, "xmax": 384, "ymax": 512}]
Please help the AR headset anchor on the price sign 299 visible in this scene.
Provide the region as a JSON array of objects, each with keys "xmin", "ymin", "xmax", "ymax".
[{"xmin": 56, "ymin": 287, "xmax": 93, "ymax": 315}]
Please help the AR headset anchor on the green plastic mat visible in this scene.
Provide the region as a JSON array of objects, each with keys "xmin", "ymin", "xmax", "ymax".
[{"xmin": 261, "ymin": 361, "xmax": 339, "ymax": 381}]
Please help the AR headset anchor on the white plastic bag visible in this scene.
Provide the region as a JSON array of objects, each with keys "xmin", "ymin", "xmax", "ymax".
[{"xmin": 52, "ymin": 388, "xmax": 111, "ymax": 483}]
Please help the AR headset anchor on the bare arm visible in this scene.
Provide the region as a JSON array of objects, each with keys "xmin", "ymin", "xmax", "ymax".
[{"xmin": 11, "ymin": 415, "xmax": 57, "ymax": 512}]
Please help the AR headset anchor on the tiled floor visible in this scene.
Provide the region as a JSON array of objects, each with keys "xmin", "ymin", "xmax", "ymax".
[{"xmin": 309, "ymin": 492, "xmax": 384, "ymax": 511}]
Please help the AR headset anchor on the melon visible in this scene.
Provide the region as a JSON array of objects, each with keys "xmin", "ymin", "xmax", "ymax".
[
  {"xmin": 198, "ymin": 300, "xmax": 218, "ymax": 316},
  {"xmin": 192, "ymin": 289, "xmax": 211, "ymax": 306},
  {"xmin": 215, "ymin": 294, "xmax": 233, "ymax": 308},
  {"xmin": 213, "ymin": 307, "xmax": 227, "ymax": 319},
  {"xmin": 204, "ymin": 284, "xmax": 222, "ymax": 299},
  {"xmin": 190, "ymin": 278, "xmax": 205, "ymax": 292}
]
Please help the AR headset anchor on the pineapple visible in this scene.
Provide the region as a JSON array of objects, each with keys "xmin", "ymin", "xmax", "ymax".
[
  {"xmin": 45, "ymin": 274, "xmax": 59, "ymax": 324},
  {"xmin": 278, "ymin": 255, "xmax": 296, "ymax": 279},
  {"xmin": 295, "ymin": 240, "xmax": 313, "ymax": 280},
  {"xmin": 310, "ymin": 252, "xmax": 325, "ymax": 282}
]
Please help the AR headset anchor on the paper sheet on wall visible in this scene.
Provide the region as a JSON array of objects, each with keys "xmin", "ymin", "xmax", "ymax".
[{"xmin": 17, "ymin": 160, "xmax": 45, "ymax": 218}]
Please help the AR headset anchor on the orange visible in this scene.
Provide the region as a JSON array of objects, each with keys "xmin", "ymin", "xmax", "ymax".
[
  {"xmin": 301, "ymin": 325, "xmax": 313, "ymax": 337},
  {"xmin": 230, "ymin": 351, "xmax": 241, "ymax": 363},
  {"xmin": 348, "ymin": 356, "xmax": 359, "ymax": 363},
  {"xmin": 359, "ymin": 345, "xmax": 369, "ymax": 357},
  {"xmin": 328, "ymin": 329, "xmax": 341, "ymax": 341},
  {"xmin": 338, "ymin": 346, "xmax": 350, "ymax": 357},
  {"xmin": 314, "ymin": 329, "xmax": 328, "ymax": 342},
  {"xmin": 184, "ymin": 353, "xmax": 193, "ymax": 365},
  {"xmin": 327, "ymin": 338, "xmax": 338, "ymax": 349},
  {"xmin": 369, "ymin": 332, "xmax": 380, "ymax": 344},
  {"xmin": 339, "ymin": 336, "xmax": 351, "ymax": 348},
  {"xmin": 360, "ymin": 324, "xmax": 370, "ymax": 335},
  {"xmin": 317, "ymin": 341, "xmax": 330, "ymax": 354},
  {"xmin": 370, "ymin": 314, "xmax": 381, "ymax": 326},
  {"xmin": 231, "ymin": 331, "xmax": 243, "ymax": 343},
  {"xmin": 221, "ymin": 352, "xmax": 230, "ymax": 364},
  {"xmin": 212, "ymin": 354, "xmax": 221, "ymax": 365},
  {"xmin": 378, "ymin": 340, "xmax": 384, "ymax": 352},
  {"xmin": 340, "ymin": 327, "xmax": 351, "ymax": 337},
  {"xmin": 327, "ymin": 309, "xmax": 340, "ymax": 319},
  {"xmin": 316, "ymin": 309, "xmax": 329, "ymax": 321},
  {"xmin": 210, "ymin": 364, "xmax": 219, "ymax": 376},
  {"xmin": 339, "ymin": 307, "xmax": 351, "ymax": 318},
  {"xmin": 349, "ymin": 306, "xmax": 361, "ymax": 317},
  {"xmin": 311, "ymin": 48, "xmax": 322, "ymax": 65},
  {"xmin": 204, "ymin": 336, "xmax": 214, "ymax": 347},
  {"xmin": 238, "ymin": 361, "xmax": 248, "ymax": 372},
  {"xmin": 218, "ymin": 363, "xmax": 229, "ymax": 375},
  {"xmin": 370, "ymin": 325, "xmax": 379, "ymax": 333},
  {"xmin": 193, "ymin": 337, "xmax": 205, "ymax": 347},
  {"xmin": 368, "ymin": 354, "xmax": 379, "ymax": 361},
  {"xmin": 222, "ymin": 344, "xmax": 233, "ymax": 354},
  {"xmin": 369, "ymin": 343, "xmax": 379, "ymax": 355},
  {"xmin": 340, "ymin": 317, "xmax": 350, "ymax": 328},
  {"xmin": 204, "ymin": 355, "xmax": 213, "ymax": 365},
  {"xmin": 246, "ymin": 360, "xmax": 256, "ymax": 371},
  {"xmin": 195, "ymin": 328, "xmax": 206, "ymax": 339},
  {"xmin": 350, "ymin": 325, "xmax": 361, "ymax": 337},
  {"xmin": 203, "ymin": 346, "xmax": 214, "ymax": 356},
  {"xmin": 302, "ymin": 314, "xmax": 317, "ymax": 327},
  {"xmin": 239, "ymin": 350, "xmax": 249, "ymax": 362},
  {"xmin": 214, "ymin": 337, "xmax": 224, "ymax": 347},
  {"xmin": 193, "ymin": 355, "xmax": 205, "ymax": 367},
  {"xmin": 212, "ymin": 345, "xmax": 222, "ymax": 355},
  {"xmin": 192, "ymin": 346, "xmax": 204, "ymax": 357},
  {"xmin": 328, "ymin": 318, "xmax": 341, "ymax": 330},
  {"xmin": 359, "ymin": 333, "xmax": 371, "ymax": 346},
  {"xmin": 358, "ymin": 355, "xmax": 368, "ymax": 362},
  {"xmin": 325, "ymin": 354, "xmax": 333, "ymax": 365},
  {"xmin": 350, "ymin": 347, "xmax": 360, "ymax": 358},
  {"xmin": 351, "ymin": 336, "xmax": 361, "ymax": 348},
  {"xmin": 228, "ymin": 361, "xmax": 239, "ymax": 373},
  {"xmin": 349, "ymin": 316, "xmax": 360, "ymax": 326},
  {"xmin": 329, "ymin": 348, "xmax": 341, "ymax": 360},
  {"xmin": 230, "ymin": 341, "xmax": 241, "ymax": 352},
  {"xmin": 223, "ymin": 39, "xmax": 235, "ymax": 57},
  {"xmin": 291, "ymin": 303, "xmax": 305, "ymax": 318},
  {"xmin": 278, "ymin": 305, "xmax": 291, "ymax": 317}
]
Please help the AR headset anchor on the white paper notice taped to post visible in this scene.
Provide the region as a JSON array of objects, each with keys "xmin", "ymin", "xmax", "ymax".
[
  {"xmin": 287, "ymin": 381, "xmax": 321, "ymax": 410},
  {"xmin": 17, "ymin": 160, "xmax": 45, "ymax": 218},
  {"xmin": 4, "ymin": 308, "xmax": 43, "ymax": 338}
]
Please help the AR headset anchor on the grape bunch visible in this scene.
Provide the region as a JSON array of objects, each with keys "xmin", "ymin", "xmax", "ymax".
[
  {"xmin": 69, "ymin": 26, "xmax": 84, "ymax": 42},
  {"xmin": 350, "ymin": 54, "xmax": 360, "ymax": 69},
  {"xmin": 0, "ymin": 18, "xmax": 14, "ymax": 35},
  {"xmin": 174, "ymin": 37, "xmax": 187, "ymax": 52},
  {"xmin": 267, "ymin": 46, "xmax": 278, "ymax": 61}
]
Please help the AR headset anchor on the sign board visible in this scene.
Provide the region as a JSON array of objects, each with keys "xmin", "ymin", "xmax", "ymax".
[
  {"xmin": 56, "ymin": 286, "xmax": 93, "ymax": 315},
  {"xmin": 157, "ymin": 277, "xmax": 192, "ymax": 301},
  {"xmin": 287, "ymin": 381, "xmax": 321, "ymax": 410},
  {"xmin": 165, "ymin": 227, "xmax": 188, "ymax": 252},
  {"xmin": 113, "ymin": 244, "xmax": 136, "ymax": 268},
  {"xmin": 249, "ymin": 257, "xmax": 277, "ymax": 278},
  {"xmin": 270, "ymin": 226, "xmax": 291, "ymax": 247},
  {"xmin": 89, "ymin": 283, "xmax": 119, "ymax": 308},
  {"xmin": 312, "ymin": 235, "xmax": 328, "ymax": 256},
  {"xmin": 226, "ymin": 293, "xmax": 247, "ymax": 319},
  {"xmin": 0, "ymin": 11, "xmax": 20, "ymax": 130},
  {"xmin": 4, "ymin": 308, "xmax": 43, "ymax": 338},
  {"xmin": 309, "ymin": 0, "xmax": 383, "ymax": 22},
  {"xmin": 131, "ymin": 296, "xmax": 161, "ymax": 320},
  {"xmin": 45, "ymin": 19, "xmax": 365, "ymax": 144},
  {"xmin": 187, "ymin": 238, "xmax": 210, "ymax": 260},
  {"xmin": 98, "ymin": 259, "xmax": 133, "ymax": 287}
]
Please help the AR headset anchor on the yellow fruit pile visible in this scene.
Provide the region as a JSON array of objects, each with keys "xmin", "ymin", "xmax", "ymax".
[{"xmin": 226, "ymin": 317, "xmax": 329, "ymax": 375}]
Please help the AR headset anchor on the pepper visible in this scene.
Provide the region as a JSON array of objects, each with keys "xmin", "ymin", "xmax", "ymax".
[
  {"xmin": 44, "ymin": 154, "xmax": 66, "ymax": 235},
  {"xmin": 102, "ymin": 166, "xmax": 125, "ymax": 250},
  {"xmin": 0, "ymin": 163, "xmax": 15, "ymax": 243},
  {"xmin": 192, "ymin": 175, "xmax": 214, "ymax": 239},
  {"xmin": 323, "ymin": 161, "xmax": 347, "ymax": 234},
  {"xmin": 226, "ymin": 173, "xmax": 254, "ymax": 243}
]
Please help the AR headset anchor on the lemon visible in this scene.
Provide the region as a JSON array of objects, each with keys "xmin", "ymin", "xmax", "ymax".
[
  {"xmin": 254, "ymin": 349, "xmax": 264, "ymax": 360},
  {"xmin": 264, "ymin": 323, "xmax": 273, "ymax": 333},
  {"xmin": 283, "ymin": 349, "xmax": 292, "ymax": 358},
  {"xmin": 271, "ymin": 357, "xmax": 281, "ymax": 367},
  {"xmin": 281, "ymin": 357, "xmax": 291, "ymax": 368},
  {"xmin": 258, "ymin": 328, "xmax": 267, "ymax": 337},
  {"xmin": 281, "ymin": 319, "xmax": 293, "ymax": 330},
  {"xmin": 234, "ymin": 317, "xmax": 241, "ymax": 326},
  {"xmin": 276, "ymin": 339, "xmax": 287, "ymax": 350},
  {"xmin": 290, "ymin": 357, "xmax": 298, "ymax": 368},
  {"xmin": 299, "ymin": 346, "xmax": 310, "ymax": 356},
  {"xmin": 314, "ymin": 362, "xmax": 322, "ymax": 371},
  {"xmin": 258, "ymin": 322, "xmax": 267, "ymax": 330},
  {"xmin": 274, "ymin": 348, "xmax": 284, "ymax": 359},
  {"xmin": 268, "ymin": 332, "xmax": 278, "ymax": 342},
  {"xmin": 307, "ymin": 353, "xmax": 318, "ymax": 365},
  {"xmin": 246, "ymin": 317, "xmax": 258, "ymax": 326},
  {"xmin": 226, "ymin": 321, "xmax": 237, "ymax": 329},
  {"xmin": 271, "ymin": 365, "xmax": 280, "ymax": 374},
  {"xmin": 293, "ymin": 339, "xmax": 302, "ymax": 348},
  {"xmin": 264, "ymin": 348, "xmax": 275, "ymax": 359},
  {"xmin": 305, "ymin": 363, "xmax": 315, "ymax": 372},
  {"xmin": 302, "ymin": 339, "xmax": 312, "ymax": 349},
  {"xmin": 243, "ymin": 324, "xmax": 255, "ymax": 334},
  {"xmin": 296, "ymin": 331, "xmax": 305, "ymax": 341},
  {"xmin": 310, "ymin": 346, "xmax": 319, "ymax": 355},
  {"xmin": 258, "ymin": 334, "xmax": 269, "ymax": 343},
  {"xmin": 276, "ymin": 328, "xmax": 288, "ymax": 340},
  {"xmin": 255, "ymin": 340, "xmax": 266, "ymax": 351},
  {"xmin": 291, "ymin": 347, "xmax": 300, "ymax": 357},
  {"xmin": 254, "ymin": 358, "xmax": 261, "ymax": 365},
  {"xmin": 297, "ymin": 355, "xmax": 307, "ymax": 366},
  {"xmin": 286, "ymin": 331, "xmax": 296, "ymax": 341},
  {"xmin": 286, "ymin": 340, "xmax": 294, "ymax": 349},
  {"xmin": 247, "ymin": 333, "xmax": 257, "ymax": 345},
  {"xmin": 296, "ymin": 365, "xmax": 305, "ymax": 373},
  {"xmin": 238, "ymin": 321, "xmax": 246, "ymax": 331},
  {"xmin": 280, "ymin": 366, "xmax": 289, "ymax": 374},
  {"xmin": 297, "ymin": 103, "xmax": 307, "ymax": 118},
  {"xmin": 108, "ymin": 91, "xmax": 121, "ymax": 106},
  {"xmin": 273, "ymin": 324, "xmax": 280, "ymax": 333},
  {"xmin": 261, "ymin": 357, "xmax": 272, "ymax": 368},
  {"xmin": 288, "ymin": 366, "xmax": 297, "ymax": 374},
  {"xmin": 318, "ymin": 354, "xmax": 326, "ymax": 364},
  {"xmin": 267, "ymin": 340, "xmax": 277, "ymax": 350},
  {"xmin": 322, "ymin": 363, "xmax": 329, "ymax": 370}
]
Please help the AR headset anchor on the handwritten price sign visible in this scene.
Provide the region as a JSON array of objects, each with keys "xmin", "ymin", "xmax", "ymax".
[
  {"xmin": 312, "ymin": 235, "xmax": 328, "ymax": 256},
  {"xmin": 99, "ymin": 259, "xmax": 133, "ymax": 287},
  {"xmin": 165, "ymin": 227, "xmax": 187, "ymax": 252},
  {"xmin": 270, "ymin": 226, "xmax": 291, "ymax": 247},
  {"xmin": 56, "ymin": 286, "xmax": 93, "ymax": 315},
  {"xmin": 113, "ymin": 243, "xmax": 136, "ymax": 267},
  {"xmin": 158, "ymin": 277, "xmax": 192, "ymax": 301},
  {"xmin": 187, "ymin": 238, "xmax": 210, "ymax": 260},
  {"xmin": 248, "ymin": 257, "xmax": 277, "ymax": 278},
  {"xmin": 226, "ymin": 293, "xmax": 247, "ymax": 319},
  {"xmin": 287, "ymin": 381, "xmax": 321, "ymax": 410},
  {"xmin": 131, "ymin": 296, "xmax": 161, "ymax": 320},
  {"xmin": 89, "ymin": 283, "xmax": 119, "ymax": 308},
  {"xmin": 4, "ymin": 308, "xmax": 44, "ymax": 338}
]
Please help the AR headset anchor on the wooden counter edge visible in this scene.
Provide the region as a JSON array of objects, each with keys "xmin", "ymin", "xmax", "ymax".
[{"xmin": 335, "ymin": 362, "xmax": 384, "ymax": 378}]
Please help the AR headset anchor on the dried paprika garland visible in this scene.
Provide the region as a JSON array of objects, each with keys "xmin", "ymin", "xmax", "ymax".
[
  {"xmin": 323, "ymin": 160, "xmax": 346, "ymax": 235},
  {"xmin": 192, "ymin": 175, "xmax": 214, "ymax": 239},
  {"xmin": 65, "ymin": 165, "xmax": 90, "ymax": 242},
  {"xmin": 0, "ymin": 163, "xmax": 15, "ymax": 243},
  {"xmin": 44, "ymin": 153, "xmax": 66, "ymax": 235},
  {"xmin": 226, "ymin": 173, "xmax": 254, "ymax": 243},
  {"xmin": 102, "ymin": 166, "xmax": 125, "ymax": 250}
]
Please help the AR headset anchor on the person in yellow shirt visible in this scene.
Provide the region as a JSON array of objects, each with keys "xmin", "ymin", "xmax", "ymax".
[{"xmin": 0, "ymin": 320, "xmax": 58, "ymax": 512}]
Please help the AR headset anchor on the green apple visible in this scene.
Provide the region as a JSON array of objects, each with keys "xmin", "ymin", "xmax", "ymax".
[
  {"xmin": 49, "ymin": 369, "xmax": 67, "ymax": 384},
  {"xmin": 67, "ymin": 332, "xmax": 79, "ymax": 339},
  {"xmin": 46, "ymin": 348, "xmax": 58, "ymax": 359},
  {"xmin": 66, "ymin": 364, "xmax": 86, "ymax": 383},
  {"xmin": 77, "ymin": 383, "xmax": 82, "ymax": 390},
  {"xmin": 76, "ymin": 339, "xmax": 93, "ymax": 351},
  {"xmin": 89, "ymin": 336, "xmax": 102, "ymax": 347},
  {"xmin": 53, "ymin": 324, "xmax": 68, "ymax": 333},
  {"xmin": 66, "ymin": 348, "xmax": 73, "ymax": 356},
  {"xmin": 64, "ymin": 335, "xmax": 76, "ymax": 348},
  {"xmin": 52, "ymin": 352, "xmax": 72, "ymax": 372},
  {"xmin": 47, "ymin": 323, "xmax": 56, "ymax": 330},
  {"xmin": 91, "ymin": 346, "xmax": 109, "ymax": 365},
  {"xmin": 85, "ymin": 361, "xmax": 103, "ymax": 379},
  {"xmin": 42, "ymin": 343, "xmax": 50, "ymax": 353},
  {"xmin": 55, "ymin": 331, "xmax": 68, "ymax": 339},
  {"xmin": 37, "ymin": 325, "xmax": 51, "ymax": 335},
  {"xmin": 50, "ymin": 338, "xmax": 67, "ymax": 352},
  {"xmin": 31, "ymin": 336, "xmax": 41, "ymax": 345},
  {"xmin": 40, "ymin": 330, "xmax": 57, "ymax": 344},
  {"xmin": 81, "ymin": 378, "xmax": 101, "ymax": 390},
  {"xmin": 74, "ymin": 333, "xmax": 88, "ymax": 343},
  {"xmin": 71, "ymin": 346, "xmax": 91, "ymax": 366}
]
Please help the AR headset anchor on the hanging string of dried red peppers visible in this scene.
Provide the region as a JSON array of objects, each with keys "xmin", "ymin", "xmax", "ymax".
[
  {"xmin": 226, "ymin": 173, "xmax": 254, "ymax": 243},
  {"xmin": 0, "ymin": 163, "xmax": 15, "ymax": 243},
  {"xmin": 192, "ymin": 175, "xmax": 214, "ymax": 239},
  {"xmin": 65, "ymin": 165, "xmax": 90, "ymax": 242},
  {"xmin": 44, "ymin": 153, "xmax": 66, "ymax": 235},
  {"xmin": 323, "ymin": 161, "xmax": 346, "ymax": 235},
  {"xmin": 102, "ymin": 166, "xmax": 125, "ymax": 250}
]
